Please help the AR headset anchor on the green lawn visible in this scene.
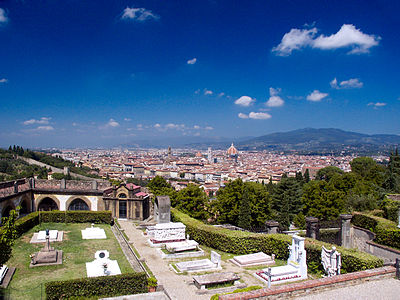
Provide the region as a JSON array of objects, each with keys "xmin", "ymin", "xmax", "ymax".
[{"xmin": 6, "ymin": 223, "xmax": 132, "ymax": 300}]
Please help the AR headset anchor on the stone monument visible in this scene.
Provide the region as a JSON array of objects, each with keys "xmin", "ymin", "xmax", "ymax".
[
  {"xmin": 306, "ymin": 216, "xmax": 320, "ymax": 240},
  {"xmin": 81, "ymin": 223, "xmax": 107, "ymax": 239},
  {"xmin": 321, "ymin": 246, "xmax": 341, "ymax": 277},
  {"xmin": 174, "ymin": 250, "xmax": 222, "ymax": 273},
  {"xmin": 146, "ymin": 222, "xmax": 186, "ymax": 246},
  {"xmin": 230, "ymin": 252, "xmax": 275, "ymax": 267},
  {"xmin": 154, "ymin": 196, "xmax": 171, "ymax": 224},
  {"xmin": 30, "ymin": 229, "xmax": 63, "ymax": 267},
  {"xmin": 86, "ymin": 250, "xmax": 121, "ymax": 277},
  {"xmin": 255, "ymin": 235, "xmax": 307, "ymax": 285}
]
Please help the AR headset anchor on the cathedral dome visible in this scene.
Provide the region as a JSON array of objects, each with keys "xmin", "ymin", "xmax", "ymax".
[{"xmin": 227, "ymin": 143, "xmax": 238, "ymax": 156}]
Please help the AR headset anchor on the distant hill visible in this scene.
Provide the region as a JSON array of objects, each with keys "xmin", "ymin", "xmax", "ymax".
[{"xmin": 237, "ymin": 128, "xmax": 400, "ymax": 155}]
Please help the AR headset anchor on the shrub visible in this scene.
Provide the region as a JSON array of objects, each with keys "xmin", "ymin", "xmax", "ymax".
[
  {"xmin": 172, "ymin": 208, "xmax": 383, "ymax": 273},
  {"xmin": 352, "ymin": 212, "xmax": 400, "ymax": 250},
  {"xmin": 148, "ymin": 276, "xmax": 157, "ymax": 287},
  {"xmin": 39, "ymin": 210, "xmax": 113, "ymax": 224},
  {"xmin": 45, "ymin": 272, "xmax": 148, "ymax": 300},
  {"xmin": 210, "ymin": 285, "xmax": 262, "ymax": 300}
]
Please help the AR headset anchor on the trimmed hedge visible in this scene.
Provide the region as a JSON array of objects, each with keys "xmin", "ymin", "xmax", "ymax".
[
  {"xmin": 172, "ymin": 208, "xmax": 383, "ymax": 273},
  {"xmin": 45, "ymin": 272, "xmax": 148, "ymax": 300},
  {"xmin": 352, "ymin": 212, "xmax": 400, "ymax": 250},
  {"xmin": 39, "ymin": 210, "xmax": 113, "ymax": 224}
]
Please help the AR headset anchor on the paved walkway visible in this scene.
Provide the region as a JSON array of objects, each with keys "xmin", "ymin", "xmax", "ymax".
[
  {"xmin": 295, "ymin": 277, "xmax": 400, "ymax": 300},
  {"xmin": 119, "ymin": 220, "xmax": 211, "ymax": 300}
]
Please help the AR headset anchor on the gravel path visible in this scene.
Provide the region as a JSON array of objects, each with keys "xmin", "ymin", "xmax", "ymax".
[{"xmin": 294, "ymin": 277, "xmax": 400, "ymax": 300}]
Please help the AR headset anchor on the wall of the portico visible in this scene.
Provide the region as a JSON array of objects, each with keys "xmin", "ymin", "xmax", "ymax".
[{"xmin": 34, "ymin": 193, "xmax": 103, "ymax": 211}]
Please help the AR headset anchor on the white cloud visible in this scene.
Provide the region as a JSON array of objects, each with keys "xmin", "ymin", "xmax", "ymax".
[
  {"xmin": 307, "ymin": 90, "xmax": 328, "ymax": 102},
  {"xmin": 121, "ymin": 7, "xmax": 159, "ymax": 22},
  {"xmin": 204, "ymin": 89, "xmax": 213, "ymax": 95},
  {"xmin": 234, "ymin": 96, "xmax": 255, "ymax": 107},
  {"xmin": 266, "ymin": 87, "xmax": 284, "ymax": 107},
  {"xmin": 0, "ymin": 78, "xmax": 8, "ymax": 83},
  {"xmin": 238, "ymin": 113, "xmax": 249, "ymax": 119},
  {"xmin": 0, "ymin": 8, "xmax": 8, "ymax": 24},
  {"xmin": 205, "ymin": 126, "xmax": 213, "ymax": 130},
  {"xmin": 187, "ymin": 58, "xmax": 197, "ymax": 65},
  {"xmin": 124, "ymin": 118, "xmax": 131, "ymax": 121},
  {"xmin": 273, "ymin": 24, "xmax": 380, "ymax": 56},
  {"xmin": 368, "ymin": 102, "xmax": 386, "ymax": 108},
  {"xmin": 218, "ymin": 92, "xmax": 225, "ymax": 97},
  {"xmin": 330, "ymin": 77, "xmax": 363, "ymax": 89},
  {"xmin": 165, "ymin": 123, "xmax": 185, "ymax": 130},
  {"xmin": 23, "ymin": 117, "xmax": 51, "ymax": 125},
  {"xmin": 106, "ymin": 119, "xmax": 120, "ymax": 127},
  {"xmin": 249, "ymin": 112, "xmax": 272, "ymax": 120},
  {"xmin": 193, "ymin": 125, "xmax": 200, "ymax": 130},
  {"xmin": 37, "ymin": 126, "xmax": 54, "ymax": 131},
  {"xmin": 154, "ymin": 123, "xmax": 161, "ymax": 128}
]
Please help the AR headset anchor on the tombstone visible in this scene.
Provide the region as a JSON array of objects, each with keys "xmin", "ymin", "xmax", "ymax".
[
  {"xmin": 146, "ymin": 222, "xmax": 186, "ymax": 245},
  {"xmin": 0, "ymin": 265, "xmax": 8, "ymax": 284},
  {"xmin": 81, "ymin": 223, "xmax": 107, "ymax": 239},
  {"xmin": 255, "ymin": 235, "xmax": 307, "ymax": 285},
  {"xmin": 30, "ymin": 229, "xmax": 63, "ymax": 267},
  {"xmin": 306, "ymin": 217, "xmax": 320, "ymax": 240},
  {"xmin": 165, "ymin": 240, "xmax": 198, "ymax": 253},
  {"xmin": 86, "ymin": 250, "xmax": 121, "ymax": 277},
  {"xmin": 321, "ymin": 246, "xmax": 341, "ymax": 277},
  {"xmin": 230, "ymin": 252, "xmax": 275, "ymax": 267},
  {"xmin": 340, "ymin": 214, "xmax": 353, "ymax": 248},
  {"xmin": 210, "ymin": 251, "xmax": 221, "ymax": 269},
  {"xmin": 154, "ymin": 196, "xmax": 171, "ymax": 224},
  {"xmin": 265, "ymin": 220, "xmax": 279, "ymax": 234}
]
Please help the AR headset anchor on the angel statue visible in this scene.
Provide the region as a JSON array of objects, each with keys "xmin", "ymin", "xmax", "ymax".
[{"xmin": 321, "ymin": 246, "xmax": 341, "ymax": 277}]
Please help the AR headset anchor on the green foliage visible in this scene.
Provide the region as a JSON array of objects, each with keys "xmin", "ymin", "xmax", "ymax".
[
  {"xmin": 352, "ymin": 212, "xmax": 400, "ymax": 250},
  {"xmin": 172, "ymin": 208, "xmax": 383, "ymax": 273},
  {"xmin": 126, "ymin": 177, "xmax": 149, "ymax": 187},
  {"xmin": 175, "ymin": 184, "xmax": 210, "ymax": 220},
  {"xmin": 238, "ymin": 187, "xmax": 252, "ymax": 229},
  {"xmin": 212, "ymin": 179, "xmax": 272, "ymax": 228},
  {"xmin": 0, "ymin": 208, "xmax": 18, "ymax": 266},
  {"xmin": 210, "ymin": 286, "xmax": 263, "ymax": 300},
  {"xmin": 45, "ymin": 272, "xmax": 148, "ymax": 300},
  {"xmin": 39, "ymin": 211, "xmax": 113, "ymax": 224},
  {"xmin": 147, "ymin": 176, "xmax": 176, "ymax": 201},
  {"xmin": 147, "ymin": 276, "xmax": 158, "ymax": 287},
  {"xmin": 271, "ymin": 177, "xmax": 303, "ymax": 229},
  {"xmin": 381, "ymin": 196, "xmax": 400, "ymax": 222},
  {"xmin": 316, "ymin": 166, "xmax": 344, "ymax": 181}
]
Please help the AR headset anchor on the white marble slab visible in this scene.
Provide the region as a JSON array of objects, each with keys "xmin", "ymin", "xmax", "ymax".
[
  {"xmin": 166, "ymin": 240, "xmax": 198, "ymax": 252},
  {"xmin": 86, "ymin": 259, "xmax": 121, "ymax": 277},
  {"xmin": 231, "ymin": 252, "xmax": 275, "ymax": 267},
  {"xmin": 81, "ymin": 227, "xmax": 107, "ymax": 239},
  {"xmin": 37, "ymin": 230, "xmax": 58, "ymax": 240},
  {"xmin": 0, "ymin": 265, "xmax": 8, "ymax": 284}
]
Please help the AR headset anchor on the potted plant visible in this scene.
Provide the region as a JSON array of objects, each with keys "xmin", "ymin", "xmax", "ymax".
[{"xmin": 148, "ymin": 276, "xmax": 157, "ymax": 292}]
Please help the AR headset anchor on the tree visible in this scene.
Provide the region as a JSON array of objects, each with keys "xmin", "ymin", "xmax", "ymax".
[
  {"xmin": 0, "ymin": 208, "xmax": 18, "ymax": 267},
  {"xmin": 238, "ymin": 187, "xmax": 252, "ymax": 229},
  {"xmin": 316, "ymin": 166, "xmax": 344, "ymax": 181},
  {"xmin": 147, "ymin": 176, "xmax": 176, "ymax": 203},
  {"xmin": 304, "ymin": 169, "xmax": 310, "ymax": 183},
  {"xmin": 175, "ymin": 184, "xmax": 210, "ymax": 220},
  {"xmin": 271, "ymin": 177, "xmax": 302, "ymax": 229},
  {"xmin": 350, "ymin": 157, "xmax": 377, "ymax": 178}
]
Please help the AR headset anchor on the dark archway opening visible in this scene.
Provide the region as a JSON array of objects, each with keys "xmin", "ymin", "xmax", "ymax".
[
  {"xmin": 20, "ymin": 199, "xmax": 29, "ymax": 215},
  {"xmin": 38, "ymin": 197, "xmax": 59, "ymax": 211},
  {"xmin": 68, "ymin": 198, "xmax": 89, "ymax": 211},
  {"xmin": 2, "ymin": 206, "xmax": 14, "ymax": 219}
]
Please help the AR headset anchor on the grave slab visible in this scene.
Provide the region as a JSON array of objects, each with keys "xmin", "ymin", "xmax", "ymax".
[
  {"xmin": 230, "ymin": 252, "xmax": 275, "ymax": 267},
  {"xmin": 193, "ymin": 272, "xmax": 240, "ymax": 290},
  {"xmin": 82, "ymin": 224, "xmax": 107, "ymax": 239},
  {"xmin": 86, "ymin": 250, "xmax": 121, "ymax": 277}
]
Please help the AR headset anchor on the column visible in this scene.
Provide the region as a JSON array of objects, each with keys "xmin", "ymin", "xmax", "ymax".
[
  {"xmin": 306, "ymin": 216, "xmax": 320, "ymax": 240},
  {"xmin": 340, "ymin": 214, "xmax": 353, "ymax": 248}
]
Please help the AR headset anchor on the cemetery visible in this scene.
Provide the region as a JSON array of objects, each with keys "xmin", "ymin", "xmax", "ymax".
[{"xmin": 3, "ymin": 219, "xmax": 133, "ymax": 300}]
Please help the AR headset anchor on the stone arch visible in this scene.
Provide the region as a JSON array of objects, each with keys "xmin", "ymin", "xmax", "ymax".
[
  {"xmin": 118, "ymin": 193, "xmax": 127, "ymax": 198},
  {"xmin": 36, "ymin": 196, "xmax": 60, "ymax": 211},
  {"xmin": 2, "ymin": 204, "xmax": 16, "ymax": 219},
  {"xmin": 19, "ymin": 193, "xmax": 31, "ymax": 215},
  {"xmin": 66, "ymin": 196, "xmax": 92, "ymax": 211}
]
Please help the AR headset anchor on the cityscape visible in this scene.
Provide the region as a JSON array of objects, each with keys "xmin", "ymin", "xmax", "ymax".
[{"xmin": 1, "ymin": 1, "xmax": 400, "ymax": 300}]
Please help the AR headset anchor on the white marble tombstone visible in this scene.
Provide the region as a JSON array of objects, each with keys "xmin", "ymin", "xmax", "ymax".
[{"xmin": 321, "ymin": 246, "xmax": 341, "ymax": 277}]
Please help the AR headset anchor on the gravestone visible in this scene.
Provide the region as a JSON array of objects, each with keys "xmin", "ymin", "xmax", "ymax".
[
  {"xmin": 321, "ymin": 246, "xmax": 341, "ymax": 277},
  {"xmin": 166, "ymin": 240, "xmax": 198, "ymax": 253},
  {"xmin": 255, "ymin": 235, "xmax": 307, "ymax": 285},
  {"xmin": 340, "ymin": 214, "xmax": 353, "ymax": 248},
  {"xmin": 306, "ymin": 217, "xmax": 320, "ymax": 240},
  {"xmin": 230, "ymin": 252, "xmax": 275, "ymax": 267},
  {"xmin": 174, "ymin": 251, "xmax": 222, "ymax": 273},
  {"xmin": 86, "ymin": 250, "xmax": 121, "ymax": 277},
  {"xmin": 30, "ymin": 229, "xmax": 63, "ymax": 267},
  {"xmin": 81, "ymin": 223, "xmax": 107, "ymax": 239},
  {"xmin": 154, "ymin": 196, "xmax": 171, "ymax": 224},
  {"xmin": 146, "ymin": 222, "xmax": 186, "ymax": 245},
  {"xmin": 210, "ymin": 251, "xmax": 221, "ymax": 269}
]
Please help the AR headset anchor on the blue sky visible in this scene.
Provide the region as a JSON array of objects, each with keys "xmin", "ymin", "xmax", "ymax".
[{"xmin": 0, "ymin": 0, "xmax": 399, "ymax": 147}]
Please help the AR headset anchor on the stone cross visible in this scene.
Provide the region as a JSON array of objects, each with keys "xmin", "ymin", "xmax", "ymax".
[{"xmin": 265, "ymin": 267, "xmax": 272, "ymax": 288}]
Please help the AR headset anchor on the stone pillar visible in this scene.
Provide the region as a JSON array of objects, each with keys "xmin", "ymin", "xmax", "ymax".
[
  {"xmin": 29, "ymin": 177, "xmax": 35, "ymax": 189},
  {"xmin": 14, "ymin": 181, "xmax": 19, "ymax": 194},
  {"xmin": 265, "ymin": 220, "xmax": 279, "ymax": 234},
  {"xmin": 306, "ymin": 217, "xmax": 320, "ymax": 240},
  {"xmin": 92, "ymin": 180, "xmax": 98, "ymax": 190},
  {"xmin": 340, "ymin": 214, "xmax": 353, "ymax": 248},
  {"xmin": 63, "ymin": 166, "xmax": 70, "ymax": 176},
  {"xmin": 60, "ymin": 178, "xmax": 66, "ymax": 189}
]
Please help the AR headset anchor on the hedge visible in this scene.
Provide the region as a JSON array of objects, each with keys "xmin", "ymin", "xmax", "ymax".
[
  {"xmin": 171, "ymin": 208, "xmax": 383, "ymax": 273},
  {"xmin": 352, "ymin": 212, "xmax": 400, "ymax": 250},
  {"xmin": 45, "ymin": 272, "xmax": 148, "ymax": 300},
  {"xmin": 39, "ymin": 210, "xmax": 113, "ymax": 224}
]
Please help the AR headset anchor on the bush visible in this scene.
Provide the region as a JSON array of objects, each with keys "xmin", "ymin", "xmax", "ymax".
[
  {"xmin": 39, "ymin": 211, "xmax": 113, "ymax": 224},
  {"xmin": 172, "ymin": 208, "xmax": 383, "ymax": 273},
  {"xmin": 352, "ymin": 212, "xmax": 400, "ymax": 250},
  {"xmin": 319, "ymin": 228, "xmax": 340, "ymax": 245},
  {"xmin": 381, "ymin": 197, "xmax": 400, "ymax": 222},
  {"xmin": 210, "ymin": 285, "xmax": 262, "ymax": 300},
  {"xmin": 45, "ymin": 273, "xmax": 148, "ymax": 300}
]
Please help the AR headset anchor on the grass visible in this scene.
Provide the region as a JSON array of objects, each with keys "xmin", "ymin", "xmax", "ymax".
[{"xmin": 6, "ymin": 223, "xmax": 133, "ymax": 300}]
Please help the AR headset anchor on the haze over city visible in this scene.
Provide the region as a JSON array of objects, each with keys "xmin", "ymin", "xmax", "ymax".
[{"xmin": 0, "ymin": 1, "xmax": 399, "ymax": 147}]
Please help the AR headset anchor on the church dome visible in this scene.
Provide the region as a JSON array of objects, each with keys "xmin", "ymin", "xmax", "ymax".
[{"xmin": 227, "ymin": 143, "xmax": 238, "ymax": 156}]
